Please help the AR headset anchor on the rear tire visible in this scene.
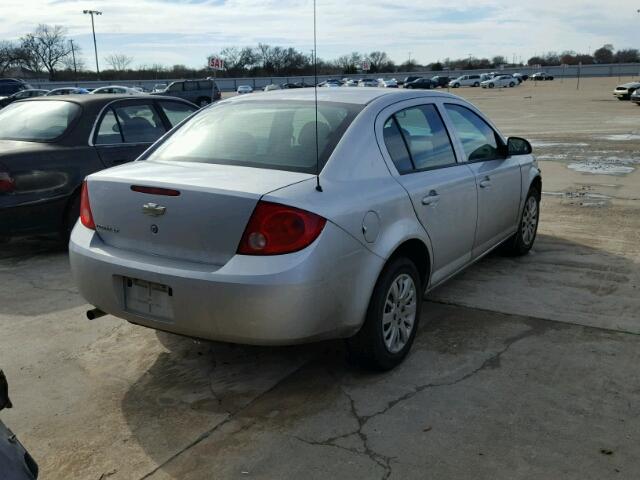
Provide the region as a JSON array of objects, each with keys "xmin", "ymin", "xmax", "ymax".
[
  {"xmin": 502, "ymin": 187, "xmax": 540, "ymax": 256},
  {"xmin": 473, "ymin": 82, "xmax": 480, "ymax": 87},
  {"xmin": 347, "ymin": 257, "xmax": 422, "ymax": 371}
]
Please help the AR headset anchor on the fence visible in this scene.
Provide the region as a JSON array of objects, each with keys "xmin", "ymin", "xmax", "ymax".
[{"xmin": 26, "ymin": 63, "xmax": 640, "ymax": 92}]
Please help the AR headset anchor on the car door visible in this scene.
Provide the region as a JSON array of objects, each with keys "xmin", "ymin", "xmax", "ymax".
[
  {"xmin": 379, "ymin": 102, "xmax": 478, "ymax": 285},
  {"xmin": 442, "ymin": 103, "xmax": 521, "ymax": 257},
  {"xmin": 93, "ymin": 100, "xmax": 168, "ymax": 167}
]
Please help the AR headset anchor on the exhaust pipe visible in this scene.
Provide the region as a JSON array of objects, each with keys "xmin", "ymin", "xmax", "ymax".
[{"xmin": 86, "ymin": 307, "xmax": 106, "ymax": 320}]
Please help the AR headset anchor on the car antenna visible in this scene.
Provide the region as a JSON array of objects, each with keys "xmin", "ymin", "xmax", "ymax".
[{"xmin": 313, "ymin": 0, "xmax": 323, "ymax": 192}]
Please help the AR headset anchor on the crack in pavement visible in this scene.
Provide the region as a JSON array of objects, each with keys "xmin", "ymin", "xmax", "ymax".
[
  {"xmin": 1, "ymin": 270, "xmax": 78, "ymax": 296},
  {"xmin": 136, "ymin": 357, "xmax": 314, "ymax": 480},
  {"xmin": 292, "ymin": 322, "xmax": 546, "ymax": 480}
]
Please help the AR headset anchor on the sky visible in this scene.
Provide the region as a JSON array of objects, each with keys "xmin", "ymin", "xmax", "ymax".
[{"xmin": 1, "ymin": 0, "xmax": 638, "ymax": 70}]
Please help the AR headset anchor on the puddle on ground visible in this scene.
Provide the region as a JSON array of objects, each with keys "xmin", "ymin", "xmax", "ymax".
[
  {"xmin": 567, "ymin": 163, "xmax": 635, "ymax": 175},
  {"xmin": 597, "ymin": 134, "xmax": 640, "ymax": 141}
]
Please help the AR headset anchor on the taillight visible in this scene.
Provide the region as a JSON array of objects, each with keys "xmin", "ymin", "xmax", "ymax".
[
  {"xmin": 237, "ymin": 201, "xmax": 326, "ymax": 255},
  {"xmin": 0, "ymin": 166, "xmax": 14, "ymax": 193},
  {"xmin": 80, "ymin": 180, "xmax": 95, "ymax": 230}
]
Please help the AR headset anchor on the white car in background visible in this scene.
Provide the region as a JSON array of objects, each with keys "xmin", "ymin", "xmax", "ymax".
[
  {"xmin": 358, "ymin": 78, "xmax": 379, "ymax": 87},
  {"xmin": 448, "ymin": 74, "xmax": 482, "ymax": 88},
  {"xmin": 378, "ymin": 78, "xmax": 398, "ymax": 88},
  {"xmin": 90, "ymin": 86, "xmax": 141, "ymax": 95},
  {"xmin": 237, "ymin": 85, "xmax": 254, "ymax": 94},
  {"xmin": 481, "ymin": 75, "xmax": 518, "ymax": 89},
  {"xmin": 342, "ymin": 79, "xmax": 359, "ymax": 87}
]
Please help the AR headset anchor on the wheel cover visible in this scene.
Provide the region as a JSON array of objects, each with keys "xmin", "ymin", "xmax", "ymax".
[
  {"xmin": 521, "ymin": 196, "xmax": 538, "ymax": 246},
  {"xmin": 382, "ymin": 273, "xmax": 417, "ymax": 354}
]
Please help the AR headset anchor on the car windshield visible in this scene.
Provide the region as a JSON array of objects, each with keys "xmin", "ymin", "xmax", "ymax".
[
  {"xmin": 146, "ymin": 100, "xmax": 362, "ymax": 173},
  {"xmin": 0, "ymin": 100, "xmax": 80, "ymax": 141}
]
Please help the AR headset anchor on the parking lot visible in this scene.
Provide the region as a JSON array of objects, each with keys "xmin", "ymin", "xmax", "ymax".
[{"xmin": 1, "ymin": 76, "xmax": 640, "ymax": 479}]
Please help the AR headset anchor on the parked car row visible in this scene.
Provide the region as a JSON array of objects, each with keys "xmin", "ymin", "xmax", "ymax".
[
  {"xmin": 612, "ymin": 81, "xmax": 640, "ymax": 102},
  {"xmin": 1, "ymin": 81, "xmax": 541, "ymax": 370}
]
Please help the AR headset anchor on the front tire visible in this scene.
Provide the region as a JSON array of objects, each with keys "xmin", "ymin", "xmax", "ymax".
[
  {"xmin": 503, "ymin": 187, "xmax": 540, "ymax": 256},
  {"xmin": 489, "ymin": 83, "xmax": 495, "ymax": 88},
  {"xmin": 473, "ymin": 82, "xmax": 480, "ymax": 87},
  {"xmin": 509, "ymin": 82, "xmax": 515, "ymax": 87},
  {"xmin": 347, "ymin": 257, "xmax": 422, "ymax": 371},
  {"xmin": 453, "ymin": 83, "xmax": 460, "ymax": 88},
  {"xmin": 196, "ymin": 97, "xmax": 211, "ymax": 107}
]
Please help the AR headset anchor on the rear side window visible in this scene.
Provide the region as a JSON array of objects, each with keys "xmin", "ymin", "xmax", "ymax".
[
  {"xmin": 167, "ymin": 83, "xmax": 183, "ymax": 92},
  {"xmin": 385, "ymin": 105, "xmax": 457, "ymax": 172},
  {"xmin": 184, "ymin": 82, "xmax": 198, "ymax": 91},
  {"xmin": 114, "ymin": 104, "xmax": 166, "ymax": 143},
  {"xmin": 198, "ymin": 81, "xmax": 213, "ymax": 90},
  {"xmin": 444, "ymin": 104, "xmax": 501, "ymax": 162},
  {"xmin": 146, "ymin": 100, "xmax": 361, "ymax": 174},
  {"xmin": 159, "ymin": 101, "xmax": 197, "ymax": 127},
  {"xmin": 383, "ymin": 118, "xmax": 413, "ymax": 174},
  {"xmin": 95, "ymin": 109, "xmax": 123, "ymax": 144}
]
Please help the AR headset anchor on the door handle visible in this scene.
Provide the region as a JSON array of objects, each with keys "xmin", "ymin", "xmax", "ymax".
[
  {"xmin": 479, "ymin": 177, "xmax": 492, "ymax": 188},
  {"xmin": 422, "ymin": 190, "xmax": 440, "ymax": 206}
]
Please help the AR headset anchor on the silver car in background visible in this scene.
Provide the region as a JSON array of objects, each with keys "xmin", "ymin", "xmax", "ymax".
[{"xmin": 70, "ymin": 88, "xmax": 541, "ymax": 370}]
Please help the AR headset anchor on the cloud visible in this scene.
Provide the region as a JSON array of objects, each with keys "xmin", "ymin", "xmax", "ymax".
[{"xmin": 0, "ymin": 0, "xmax": 637, "ymax": 68}]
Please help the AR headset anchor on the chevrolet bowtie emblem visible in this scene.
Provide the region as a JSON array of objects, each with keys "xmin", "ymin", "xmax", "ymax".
[{"xmin": 142, "ymin": 203, "xmax": 166, "ymax": 217}]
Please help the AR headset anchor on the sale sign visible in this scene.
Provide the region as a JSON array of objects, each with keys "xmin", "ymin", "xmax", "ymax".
[{"xmin": 208, "ymin": 57, "xmax": 225, "ymax": 71}]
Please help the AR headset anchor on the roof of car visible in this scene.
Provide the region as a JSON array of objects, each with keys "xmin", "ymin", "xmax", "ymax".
[
  {"xmin": 16, "ymin": 94, "xmax": 191, "ymax": 106},
  {"xmin": 228, "ymin": 87, "xmax": 458, "ymax": 105}
]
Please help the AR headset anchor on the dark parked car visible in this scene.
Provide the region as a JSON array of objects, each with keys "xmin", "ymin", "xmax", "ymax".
[
  {"xmin": 631, "ymin": 89, "xmax": 640, "ymax": 105},
  {"xmin": 612, "ymin": 82, "xmax": 640, "ymax": 101},
  {"xmin": 0, "ymin": 79, "xmax": 31, "ymax": 99},
  {"xmin": 402, "ymin": 76, "xmax": 421, "ymax": 85},
  {"xmin": 1, "ymin": 370, "xmax": 38, "ymax": 479},
  {"xmin": 0, "ymin": 89, "xmax": 49, "ymax": 109},
  {"xmin": 152, "ymin": 79, "xmax": 221, "ymax": 107},
  {"xmin": 531, "ymin": 72, "xmax": 554, "ymax": 81},
  {"xmin": 404, "ymin": 78, "xmax": 433, "ymax": 89},
  {"xmin": 0, "ymin": 94, "xmax": 198, "ymax": 241},
  {"xmin": 430, "ymin": 76, "xmax": 450, "ymax": 88}
]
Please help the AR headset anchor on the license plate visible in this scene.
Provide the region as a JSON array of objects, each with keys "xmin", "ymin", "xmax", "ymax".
[{"xmin": 123, "ymin": 277, "xmax": 174, "ymax": 321}]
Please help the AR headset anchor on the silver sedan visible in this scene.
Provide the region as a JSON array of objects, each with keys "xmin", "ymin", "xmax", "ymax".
[{"xmin": 69, "ymin": 88, "xmax": 541, "ymax": 370}]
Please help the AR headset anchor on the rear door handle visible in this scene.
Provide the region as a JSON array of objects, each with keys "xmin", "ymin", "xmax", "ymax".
[
  {"xmin": 422, "ymin": 190, "xmax": 440, "ymax": 206},
  {"xmin": 479, "ymin": 177, "xmax": 492, "ymax": 188}
]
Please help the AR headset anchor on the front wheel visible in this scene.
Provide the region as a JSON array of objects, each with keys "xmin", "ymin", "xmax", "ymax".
[
  {"xmin": 488, "ymin": 83, "xmax": 495, "ymax": 88},
  {"xmin": 453, "ymin": 83, "xmax": 460, "ymax": 88},
  {"xmin": 347, "ymin": 257, "xmax": 422, "ymax": 371},
  {"xmin": 473, "ymin": 82, "xmax": 480, "ymax": 87},
  {"xmin": 509, "ymin": 82, "xmax": 515, "ymax": 87},
  {"xmin": 503, "ymin": 188, "xmax": 540, "ymax": 256}
]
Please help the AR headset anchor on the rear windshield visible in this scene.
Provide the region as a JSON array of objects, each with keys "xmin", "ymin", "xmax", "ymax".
[
  {"xmin": 0, "ymin": 100, "xmax": 80, "ymax": 141},
  {"xmin": 146, "ymin": 100, "xmax": 362, "ymax": 173}
]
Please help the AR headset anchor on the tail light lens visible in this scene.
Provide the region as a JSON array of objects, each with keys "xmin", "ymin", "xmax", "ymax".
[
  {"xmin": 0, "ymin": 165, "xmax": 15, "ymax": 193},
  {"xmin": 237, "ymin": 201, "xmax": 326, "ymax": 255},
  {"xmin": 80, "ymin": 180, "xmax": 95, "ymax": 230}
]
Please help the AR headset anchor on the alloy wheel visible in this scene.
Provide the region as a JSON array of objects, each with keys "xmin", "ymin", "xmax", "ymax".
[
  {"xmin": 521, "ymin": 196, "xmax": 538, "ymax": 246},
  {"xmin": 382, "ymin": 273, "xmax": 417, "ymax": 354}
]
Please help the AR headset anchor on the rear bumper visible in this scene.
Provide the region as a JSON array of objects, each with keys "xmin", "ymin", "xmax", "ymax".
[
  {"xmin": 0, "ymin": 195, "xmax": 67, "ymax": 238},
  {"xmin": 69, "ymin": 222, "xmax": 384, "ymax": 345}
]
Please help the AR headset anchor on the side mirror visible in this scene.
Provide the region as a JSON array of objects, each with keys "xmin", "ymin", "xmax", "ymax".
[
  {"xmin": 0, "ymin": 370, "xmax": 12, "ymax": 410},
  {"xmin": 507, "ymin": 137, "xmax": 532, "ymax": 156}
]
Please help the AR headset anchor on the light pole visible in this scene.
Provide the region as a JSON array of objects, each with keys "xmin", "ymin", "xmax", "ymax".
[
  {"xmin": 83, "ymin": 9, "xmax": 102, "ymax": 79},
  {"xmin": 69, "ymin": 39, "xmax": 78, "ymax": 84}
]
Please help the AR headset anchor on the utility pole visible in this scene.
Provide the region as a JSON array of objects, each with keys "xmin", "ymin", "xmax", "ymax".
[
  {"xmin": 69, "ymin": 39, "xmax": 78, "ymax": 85},
  {"xmin": 83, "ymin": 9, "xmax": 102, "ymax": 79}
]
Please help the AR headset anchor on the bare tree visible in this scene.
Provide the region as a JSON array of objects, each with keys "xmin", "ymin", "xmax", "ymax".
[
  {"xmin": 105, "ymin": 53, "xmax": 133, "ymax": 71},
  {"xmin": 20, "ymin": 24, "xmax": 73, "ymax": 79},
  {"xmin": 0, "ymin": 41, "xmax": 27, "ymax": 75}
]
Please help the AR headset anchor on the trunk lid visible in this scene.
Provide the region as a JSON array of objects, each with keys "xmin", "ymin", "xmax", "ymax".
[{"xmin": 87, "ymin": 160, "xmax": 313, "ymax": 265}]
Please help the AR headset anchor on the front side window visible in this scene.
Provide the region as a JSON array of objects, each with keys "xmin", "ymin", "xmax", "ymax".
[
  {"xmin": 0, "ymin": 100, "xmax": 80, "ymax": 141},
  {"xmin": 146, "ymin": 100, "xmax": 361, "ymax": 174},
  {"xmin": 386, "ymin": 105, "xmax": 457, "ymax": 171},
  {"xmin": 444, "ymin": 104, "xmax": 501, "ymax": 162},
  {"xmin": 184, "ymin": 82, "xmax": 198, "ymax": 91},
  {"xmin": 114, "ymin": 104, "xmax": 165, "ymax": 143},
  {"xmin": 167, "ymin": 83, "xmax": 183, "ymax": 92}
]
